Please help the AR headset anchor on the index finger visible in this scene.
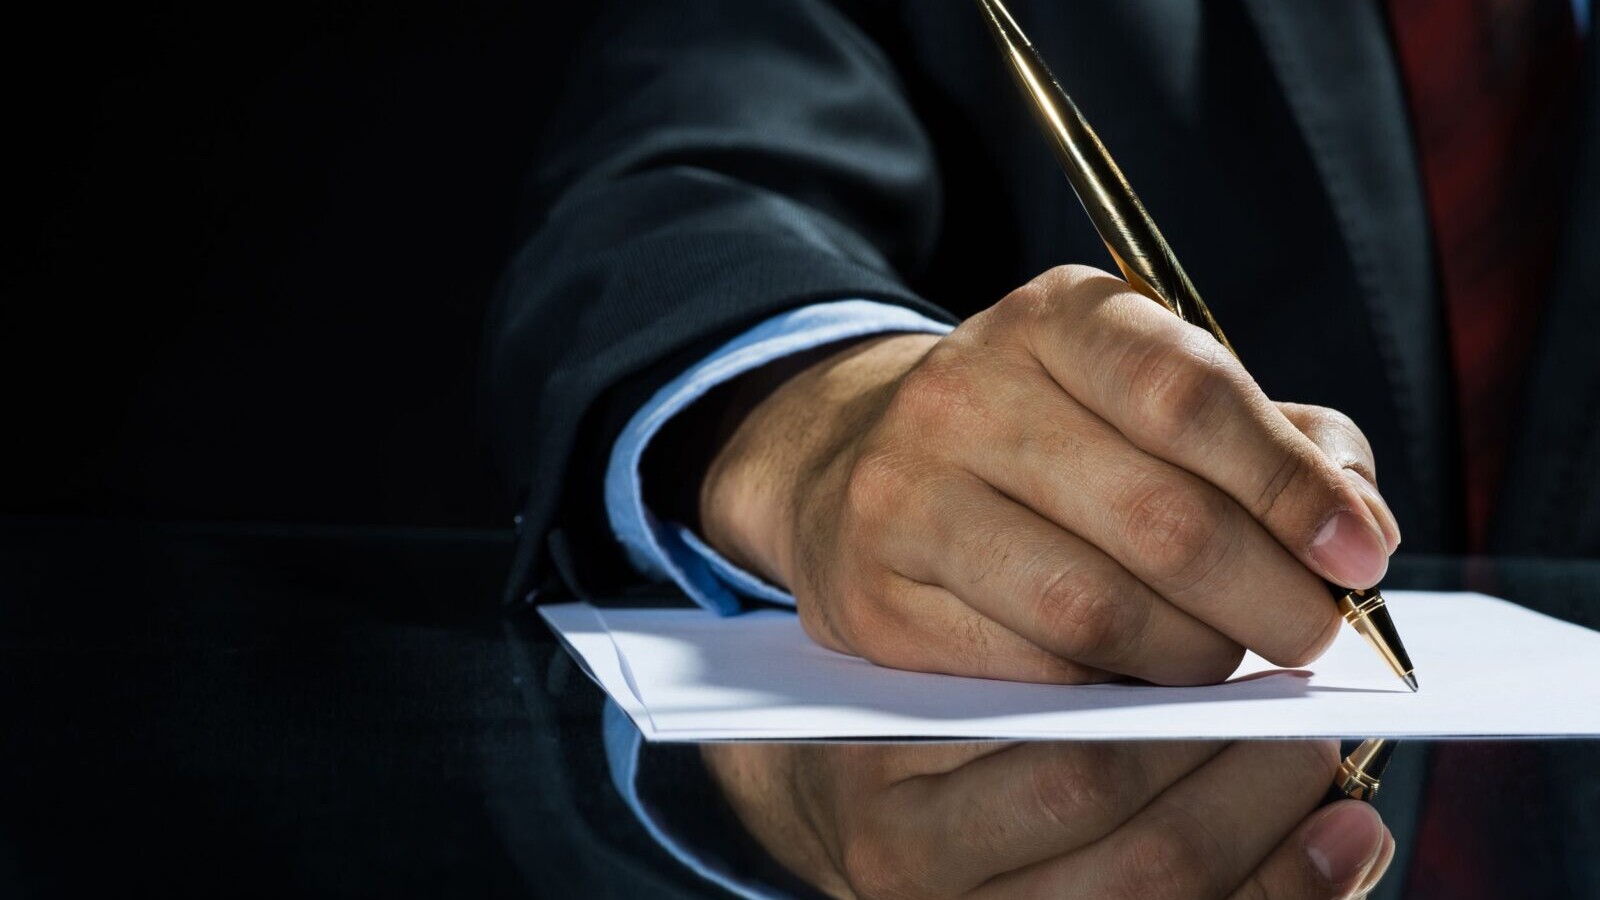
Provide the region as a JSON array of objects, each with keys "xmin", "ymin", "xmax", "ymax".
[{"xmin": 1017, "ymin": 267, "xmax": 1390, "ymax": 590}]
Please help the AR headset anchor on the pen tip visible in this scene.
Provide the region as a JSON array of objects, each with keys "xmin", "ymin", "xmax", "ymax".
[{"xmin": 1403, "ymin": 673, "xmax": 1418, "ymax": 692}]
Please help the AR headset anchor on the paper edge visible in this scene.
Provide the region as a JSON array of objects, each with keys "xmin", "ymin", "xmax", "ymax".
[
  {"xmin": 539, "ymin": 602, "xmax": 659, "ymax": 738},
  {"xmin": 547, "ymin": 596, "xmax": 1600, "ymax": 743}
]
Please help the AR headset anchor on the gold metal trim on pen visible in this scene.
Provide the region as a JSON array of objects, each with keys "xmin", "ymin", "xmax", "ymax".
[
  {"xmin": 973, "ymin": 0, "xmax": 1235, "ymax": 357},
  {"xmin": 972, "ymin": 0, "xmax": 1417, "ymax": 692},
  {"xmin": 1337, "ymin": 589, "xmax": 1417, "ymax": 690},
  {"xmin": 1329, "ymin": 739, "xmax": 1394, "ymax": 802}
]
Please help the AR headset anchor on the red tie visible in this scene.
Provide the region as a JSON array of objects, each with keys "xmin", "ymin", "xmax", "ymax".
[
  {"xmin": 1383, "ymin": 1, "xmax": 1579, "ymax": 897},
  {"xmin": 1387, "ymin": 0, "xmax": 1579, "ymax": 550}
]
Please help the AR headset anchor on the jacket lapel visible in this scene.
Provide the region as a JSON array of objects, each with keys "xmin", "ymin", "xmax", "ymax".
[
  {"xmin": 1496, "ymin": 30, "xmax": 1600, "ymax": 555},
  {"xmin": 1238, "ymin": 0, "xmax": 1450, "ymax": 544}
]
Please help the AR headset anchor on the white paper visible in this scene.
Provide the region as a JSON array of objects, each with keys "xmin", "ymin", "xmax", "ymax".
[{"xmin": 540, "ymin": 592, "xmax": 1600, "ymax": 742}]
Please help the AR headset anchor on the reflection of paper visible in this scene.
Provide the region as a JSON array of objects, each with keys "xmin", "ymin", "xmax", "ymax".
[{"xmin": 540, "ymin": 592, "xmax": 1600, "ymax": 742}]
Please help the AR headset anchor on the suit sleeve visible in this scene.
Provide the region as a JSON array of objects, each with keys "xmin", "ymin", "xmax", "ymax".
[{"xmin": 486, "ymin": 0, "xmax": 952, "ymax": 603}]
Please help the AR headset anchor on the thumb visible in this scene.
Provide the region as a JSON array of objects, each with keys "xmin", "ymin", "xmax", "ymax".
[
  {"xmin": 1278, "ymin": 402, "xmax": 1401, "ymax": 553},
  {"xmin": 1228, "ymin": 800, "xmax": 1389, "ymax": 900}
]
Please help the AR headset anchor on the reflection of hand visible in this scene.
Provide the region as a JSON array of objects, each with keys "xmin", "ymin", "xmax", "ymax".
[
  {"xmin": 704, "ymin": 739, "xmax": 1393, "ymax": 899},
  {"xmin": 700, "ymin": 266, "xmax": 1400, "ymax": 684}
]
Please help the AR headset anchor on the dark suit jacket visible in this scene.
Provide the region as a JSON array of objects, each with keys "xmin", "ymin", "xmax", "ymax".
[
  {"xmin": 489, "ymin": 0, "xmax": 1599, "ymax": 601},
  {"xmin": 488, "ymin": 2, "xmax": 1598, "ymax": 894}
]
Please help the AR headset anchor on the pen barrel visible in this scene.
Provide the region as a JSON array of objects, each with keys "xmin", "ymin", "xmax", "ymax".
[
  {"xmin": 1330, "ymin": 586, "xmax": 1416, "ymax": 682},
  {"xmin": 973, "ymin": 0, "xmax": 1237, "ymax": 358}
]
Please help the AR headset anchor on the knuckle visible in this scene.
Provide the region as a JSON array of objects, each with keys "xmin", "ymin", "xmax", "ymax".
[
  {"xmin": 1048, "ymin": 262, "xmax": 1104, "ymax": 282},
  {"xmin": 1029, "ymin": 743, "xmax": 1125, "ymax": 827},
  {"xmin": 1315, "ymin": 405, "xmax": 1366, "ymax": 444},
  {"xmin": 1033, "ymin": 565, "xmax": 1135, "ymax": 664},
  {"xmin": 1119, "ymin": 479, "xmax": 1230, "ymax": 588},
  {"xmin": 992, "ymin": 280, "xmax": 1055, "ymax": 326},
  {"xmin": 1122, "ymin": 338, "xmax": 1235, "ymax": 448},
  {"xmin": 1046, "ymin": 263, "xmax": 1118, "ymax": 295},
  {"xmin": 1035, "ymin": 263, "xmax": 1114, "ymax": 304},
  {"xmin": 1112, "ymin": 815, "xmax": 1217, "ymax": 900},
  {"xmin": 1329, "ymin": 413, "xmax": 1377, "ymax": 478},
  {"xmin": 1296, "ymin": 403, "xmax": 1377, "ymax": 479},
  {"xmin": 993, "ymin": 264, "xmax": 1114, "ymax": 326}
]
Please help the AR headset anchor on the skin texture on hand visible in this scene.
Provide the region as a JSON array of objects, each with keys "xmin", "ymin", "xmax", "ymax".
[
  {"xmin": 702, "ymin": 739, "xmax": 1395, "ymax": 899},
  {"xmin": 700, "ymin": 265, "xmax": 1402, "ymax": 685}
]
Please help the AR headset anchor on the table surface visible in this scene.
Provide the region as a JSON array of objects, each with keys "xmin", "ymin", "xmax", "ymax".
[{"xmin": 2, "ymin": 520, "xmax": 1597, "ymax": 897}]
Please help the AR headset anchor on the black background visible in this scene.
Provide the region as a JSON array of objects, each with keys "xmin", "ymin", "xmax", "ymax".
[
  {"xmin": 5, "ymin": 1, "xmax": 596, "ymax": 527},
  {"xmin": 1, "ymin": 10, "xmax": 729, "ymax": 895}
]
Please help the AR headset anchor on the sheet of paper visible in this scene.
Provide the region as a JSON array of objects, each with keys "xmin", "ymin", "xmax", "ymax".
[{"xmin": 540, "ymin": 592, "xmax": 1600, "ymax": 741}]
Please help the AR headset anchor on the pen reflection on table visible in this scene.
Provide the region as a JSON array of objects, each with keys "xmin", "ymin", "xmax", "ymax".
[{"xmin": 701, "ymin": 738, "xmax": 1397, "ymax": 897}]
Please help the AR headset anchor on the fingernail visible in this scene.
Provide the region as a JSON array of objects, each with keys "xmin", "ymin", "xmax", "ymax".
[
  {"xmin": 1310, "ymin": 510, "xmax": 1389, "ymax": 589},
  {"xmin": 1304, "ymin": 802, "xmax": 1384, "ymax": 887},
  {"xmin": 1344, "ymin": 472, "xmax": 1401, "ymax": 553}
]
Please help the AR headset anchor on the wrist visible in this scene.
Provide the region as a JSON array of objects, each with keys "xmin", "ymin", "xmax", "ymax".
[{"xmin": 699, "ymin": 333, "xmax": 940, "ymax": 588}]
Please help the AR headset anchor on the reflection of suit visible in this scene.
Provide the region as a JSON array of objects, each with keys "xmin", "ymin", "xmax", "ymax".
[{"xmin": 487, "ymin": 2, "xmax": 1599, "ymax": 895}]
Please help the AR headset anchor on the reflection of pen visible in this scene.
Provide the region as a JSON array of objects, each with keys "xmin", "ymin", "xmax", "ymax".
[
  {"xmin": 973, "ymin": 0, "xmax": 1418, "ymax": 692},
  {"xmin": 1326, "ymin": 739, "xmax": 1396, "ymax": 804}
]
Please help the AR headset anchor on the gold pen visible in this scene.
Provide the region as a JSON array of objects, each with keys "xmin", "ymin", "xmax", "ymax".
[{"xmin": 973, "ymin": 0, "xmax": 1417, "ymax": 693}]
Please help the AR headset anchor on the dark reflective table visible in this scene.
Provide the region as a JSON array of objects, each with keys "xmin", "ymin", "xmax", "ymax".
[{"xmin": 2, "ymin": 520, "xmax": 1595, "ymax": 897}]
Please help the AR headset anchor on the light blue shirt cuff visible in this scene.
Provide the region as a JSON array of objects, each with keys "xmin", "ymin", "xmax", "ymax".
[
  {"xmin": 603, "ymin": 701, "xmax": 781, "ymax": 900},
  {"xmin": 604, "ymin": 299, "xmax": 953, "ymax": 614}
]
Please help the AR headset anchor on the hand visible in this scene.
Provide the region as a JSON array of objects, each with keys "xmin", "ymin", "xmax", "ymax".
[
  {"xmin": 700, "ymin": 265, "xmax": 1401, "ymax": 683},
  {"xmin": 704, "ymin": 738, "xmax": 1395, "ymax": 899}
]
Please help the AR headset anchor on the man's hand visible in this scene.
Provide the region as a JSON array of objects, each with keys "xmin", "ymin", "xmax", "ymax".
[
  {"xmin": 704, "ymin": 739, "xmax": 1395, "ymax": 899},
  {"xmin": 700, "ymin": 265, "xmax": 1401, "ymax": 683}
]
